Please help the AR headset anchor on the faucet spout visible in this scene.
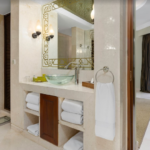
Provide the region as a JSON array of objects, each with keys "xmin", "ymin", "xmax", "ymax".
[{"xmin": 64, "ymin": 62, "xmax": 81, "ymax": 85}]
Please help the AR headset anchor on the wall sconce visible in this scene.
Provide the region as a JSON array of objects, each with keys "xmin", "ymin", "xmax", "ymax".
[
  {"xmin": 46, "ymin": 24, "xmax": 55, "ymax": 41},
  {"xmin": 32, "ymin": 20, "xmax": 42, "ymax": 38},
  {"xmin": 91, "ymin": 4, "xmax": 94, "ymax": 20}
]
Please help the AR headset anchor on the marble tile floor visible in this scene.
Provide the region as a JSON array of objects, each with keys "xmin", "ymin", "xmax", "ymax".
[{"xmin": 0, "ymin": 113, "xmax": 48, "ymax": 150}]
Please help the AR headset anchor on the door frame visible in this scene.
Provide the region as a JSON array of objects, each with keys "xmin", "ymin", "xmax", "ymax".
[
  {"xmin": 4, "ymin": 13, "xmax": 11, "ymax": 111},
  {"xmin": 127, "ymin": 0, "xmax": 135, "ymax": 149}
]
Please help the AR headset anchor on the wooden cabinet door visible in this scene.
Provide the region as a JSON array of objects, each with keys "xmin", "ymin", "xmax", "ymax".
[{"xmin": 40, "ymin": 94, "xmax": 58, "ymax": 146}]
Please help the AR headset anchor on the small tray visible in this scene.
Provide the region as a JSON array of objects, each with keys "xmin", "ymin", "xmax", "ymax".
[{"xmin": 82, "ymin": 81, "xmax": 94, "ymax": 89}]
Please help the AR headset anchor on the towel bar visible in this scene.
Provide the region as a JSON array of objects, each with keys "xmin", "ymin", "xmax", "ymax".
[{"xmin": 95, "ymin": 66, "xmax": 114, "ymax": 83}]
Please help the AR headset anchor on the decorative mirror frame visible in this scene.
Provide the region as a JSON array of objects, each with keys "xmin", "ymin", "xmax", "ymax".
[{"xmin": 42, "ymin": 0, "xmax": 94, "ymax": 69}]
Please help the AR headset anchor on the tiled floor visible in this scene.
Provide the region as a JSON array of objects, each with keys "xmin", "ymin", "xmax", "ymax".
[{"xmin": 0, "ymin": 113, "xmax": 47, "ymax": 150}]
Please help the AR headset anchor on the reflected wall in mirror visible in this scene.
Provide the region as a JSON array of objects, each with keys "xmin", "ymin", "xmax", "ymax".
[{"xmin": 42, "ymin": 0, "xmax": 94, "ymax": 70}]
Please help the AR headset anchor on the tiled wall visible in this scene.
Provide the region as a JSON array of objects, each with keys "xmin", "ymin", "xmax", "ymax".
[
  {"xmin": 11, "ymin": 0, "xmax": 42, "ymax": 129},
  {"xmin": 19, "ymin": 0, "xmax": 42, "ymax": 82},
  {"xmin": 11, "ymin": 0, "xmax": 23, "ymax": 128},
  {"xmin": 48, "ymin": 11, "xmax": 58, "ymax": 59},
  {"xmin": 11, "ymin": 0, "xmax": 128, "ymax": 149},
  {"xmin": 58, "ymin": 33, "xmax": 72, "ymax": 63},
  {"xmin": 94, "ymin": 0, "xmax": 127, "ymax": 150},
  {"xmin": 0, "ymin": 15, "xmax": 4, "ymax": 110}
]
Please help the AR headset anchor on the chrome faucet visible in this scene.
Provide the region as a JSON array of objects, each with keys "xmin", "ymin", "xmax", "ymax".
[{"xmin": 64, "ymin": 62, "xmax": 82, "ymax": 85}]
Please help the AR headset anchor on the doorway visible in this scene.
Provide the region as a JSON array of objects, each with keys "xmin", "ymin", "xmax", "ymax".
[{"xmin": 4, "ymin": 14, "xmax": 10, "ymax": 111}]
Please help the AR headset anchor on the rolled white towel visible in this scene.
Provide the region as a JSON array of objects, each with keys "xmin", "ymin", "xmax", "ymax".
[
  {"xmin": 63, "ymin": 132, "xmax": 83, "ymax": 150},
  {"xmin": 26, "ymin": 103, "xmax": 39, "ymax": 112},
  {"xmin": 27, "ymin": 123, "xmax": 39, "ymax": 136},
  {"xmin": 26, "ymin": 92, "xmax": 40, "ymax": 105},
  {"xmin": 61, "ymin": 111, "xmax": 83, "ymax": 125},
  {"xmin": 62, "ymin": 99, "xmax": 83, "ymax": 115}
]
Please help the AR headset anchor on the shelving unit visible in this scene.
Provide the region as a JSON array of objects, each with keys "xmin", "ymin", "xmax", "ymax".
[
  {"xmin": 59, "ymin": 120, "xmax": 85, "ymax": 132},
  {"xmin": 23, "ymin": 92, "xmax": 84, "ymax": 150},
  {"xmin": 24, "ymin": 108, "xmax": 40, "ymax": 117}
]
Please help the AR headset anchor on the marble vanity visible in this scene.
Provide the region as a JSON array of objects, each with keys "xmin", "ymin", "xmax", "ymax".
[{"xmin": 15, "ymin": 82, "xmax": 95, "ymax": 150}]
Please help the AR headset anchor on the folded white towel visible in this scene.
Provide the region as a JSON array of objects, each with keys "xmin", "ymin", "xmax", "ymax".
[
  {"xmin": 62, "ymin": 99, "xmax": 83, "ymax": 115},
  {"xmin": 27, "ymin": 123, "xmax": 39, "ymax": 136},
  {"xmin": 27, "ymin": 103, "xmax": 39, "ymax": 112},
  {"xmin": 28, "ymin": 130, "xmax": 39, "ymax": 137},
  {"xmin": 61, "ymin": 111, "xmax": 83, "ymax": 125},
  {"xmin": 63, "ymin": 132, "xmax": 83, "ymax": 150},
  {"xmin": 95, "ymin": 82, "xmax": 116, "ymax": 141},
  {"xmin": 26, "ymin": 92, "xmax": 40, "ymax": 105}
]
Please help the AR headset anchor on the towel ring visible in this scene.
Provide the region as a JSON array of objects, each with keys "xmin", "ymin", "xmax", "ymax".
[{"xmin": 95, "ymin": 66, "xmax": 114, "ymax": 83}]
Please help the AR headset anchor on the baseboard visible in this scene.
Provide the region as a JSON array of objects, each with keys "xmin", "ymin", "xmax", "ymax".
[{"xmin": 11, "ymin": 124, "xmax": 23, "ymax": 133}]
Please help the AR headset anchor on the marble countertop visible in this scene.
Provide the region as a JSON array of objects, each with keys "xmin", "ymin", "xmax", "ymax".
[
  {"xmin": 20, "ymin": 82, "xmax": 95, "ymax": 102},
  {"xmin": 20, "ymin": 81, "xmax": 94, "ymax": 93}
]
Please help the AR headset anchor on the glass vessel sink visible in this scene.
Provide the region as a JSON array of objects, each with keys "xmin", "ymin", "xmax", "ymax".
[{"xmin": 45, "ymin": 75, "xmax": 75, "ymax": 85}]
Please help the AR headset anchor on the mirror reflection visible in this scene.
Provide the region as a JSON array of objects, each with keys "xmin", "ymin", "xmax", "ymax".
[{"xmin": 42, "ymin": 0, "xmax": 94, "ymax": 70}]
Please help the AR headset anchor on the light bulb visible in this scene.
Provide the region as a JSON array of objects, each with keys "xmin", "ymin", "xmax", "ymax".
[
  {"xmin": 49, "ymin": 24, "xmax": 54, "ymax": 36},
  {"xmin": 91, "ymin": 5, "xmax": 94, "ymax": 20},
  {"xmin": 36, "ymin": 20, "xmax": 42, "ymax": 32}
]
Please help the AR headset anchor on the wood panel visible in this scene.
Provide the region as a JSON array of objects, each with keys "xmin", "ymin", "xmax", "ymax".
[
  {"xmin": 4, "ymin": 14, "xmax": 11, "ymax": 111},
  {"xmin": 127, "ymin": 0, "xmax": 135, "ymax": 149},
  {"xmin": 40, "ymin": 94, "xmax": 58, "ymax": 146},
  {"xmin": 91, "ymin": 40, "xmax": 94, "ymax": 70}
]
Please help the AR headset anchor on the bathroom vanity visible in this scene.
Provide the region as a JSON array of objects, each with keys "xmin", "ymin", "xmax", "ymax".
[{"xmin": 15, "ymin": 82, "xmax": 95, "ymax": 150}]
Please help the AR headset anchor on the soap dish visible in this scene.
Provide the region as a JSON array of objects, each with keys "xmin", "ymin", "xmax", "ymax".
[{"xmin": 82, "ymin": 81, "xmax": 94, "ymax": 89}]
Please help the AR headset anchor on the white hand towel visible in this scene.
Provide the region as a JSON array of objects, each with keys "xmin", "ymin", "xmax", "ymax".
[
  {"xmin": 26, "ymin": 92, "xmax": 40, "ymax": 105},
  {"xmin": 27, "ymin": 103, "xmax": 39, "ymax": 112},
  {"xmin": 61, "ymin": 111, "xmax": 83, "ymax": 125},
  {"xmin": 62, "ymin": 99, "xmax": 83, "ymax": 115},
  {"xmin": 63, "ymin": 132, "xmax": 83, "ymax": 150},
  {"xmin": 27, "ymin": 123, "xmax": 39, "ymax": 136},
  {"xmin": 95, "ymin": 82, "xmax": 116, "ymax": 141}
]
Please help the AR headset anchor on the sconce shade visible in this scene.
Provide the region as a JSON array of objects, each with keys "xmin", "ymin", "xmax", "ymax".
[
  {"xmin": 36, "ymin": 20, "xmax": 42, "ymax": 32},
  {"xmin": 46, "ymin": 24, "xmax": 55, "ymax": 41},
  {"xmin": 32, "ymin": 20, "xmax": 42, "ymax": 39},
  {"xmin": 91, "ymin": 5, "xmax": 94, "ymax": 20},
  {"xmin": 49, "ymin": 24, "xmax": 54, "ymax": 36}
]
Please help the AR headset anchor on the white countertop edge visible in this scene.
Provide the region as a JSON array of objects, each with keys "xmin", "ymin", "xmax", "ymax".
[{"xmin": 19, "ymin": 81, "xmax": 94, "ymax": 94}]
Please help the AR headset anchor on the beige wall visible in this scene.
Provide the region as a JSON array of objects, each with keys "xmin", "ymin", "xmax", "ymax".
[
  {"xmin": 48, "ymin": 11, "xmax": 58, "ymax": 59},
  {"xmin": 94, "ymin": 0, "xmax": 127, "ymax": 150},
  {"xmin": 11, "ymin": 0, "xmax": 42, "ymax": 129},
  {"xmin": 84, "ymin": 30, "xmax": 92, "ymax": 58},
  {"xmin": 11, "ymin": 0, "xmax": 23, "ymax": 128},
  {"xmin": 72, "ymin": 27, "xmax": 84, "ymax": 58},
  {"xmin": 11, "ymin": 0, "xmax": 128, "ymax": 149},
  {"xmin": 0, "ymin": 15, "xmax": 4, "ymax": 110},
  {"xmin": 58, "ymin": 33, "xmax": 72, "ymax": 59},
  {"xmin": 19, "ymin": 0, "xmax": 42, "ymax": 82}
]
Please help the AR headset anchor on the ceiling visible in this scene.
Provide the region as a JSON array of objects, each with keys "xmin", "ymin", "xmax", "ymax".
[
  {"xmin": 55, "ymin": 8, "xmax": 93, "ymax": 36},
  {"xmin": 0, "ymin": 0, "xmax": 149, "ymax": 31},
  {"xmin": 0, "ymin": 0, "xmax": 52, "ymax": 15},
  {"xmin": 136, "ymin": 0, "xmax": 150, "ymax": 30},
  {"xmin": 0, "ymin": 0, "xmax": 10, "ymax": 15}
]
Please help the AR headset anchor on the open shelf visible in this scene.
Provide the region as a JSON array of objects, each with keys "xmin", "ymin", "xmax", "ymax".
[
  {"xmin": 25, "ymin": 129, "xmax": 39, "ymax": 137},
  {"xmin": 24, "ymin": 108, "xmax": 40, "ymax": 117},
  {"xmin": 59, "ymin": 120, "xmax": 85, "ymax": 132}
]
